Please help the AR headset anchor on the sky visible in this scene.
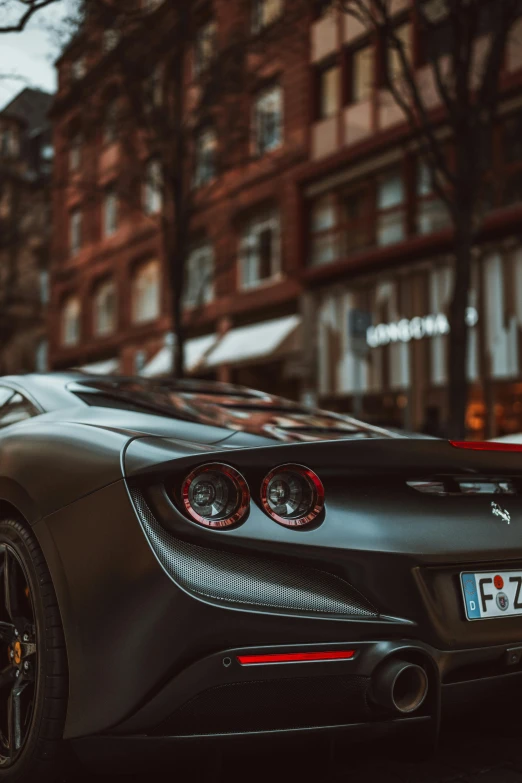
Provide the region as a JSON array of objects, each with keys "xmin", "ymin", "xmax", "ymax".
[{"xmin": 0, "ymin": 1, "xmax": 75, "ymax": 109}]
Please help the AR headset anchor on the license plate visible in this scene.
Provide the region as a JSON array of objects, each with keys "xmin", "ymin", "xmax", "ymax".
[{"xmin": 461, "ymin": 571, "xmax": 522, "ymax": 620}]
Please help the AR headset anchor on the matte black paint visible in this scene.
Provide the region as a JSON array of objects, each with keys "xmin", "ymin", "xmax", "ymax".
[{"xmin": 2, "ymin": 374, "xmax": 522, "ymax": 747}]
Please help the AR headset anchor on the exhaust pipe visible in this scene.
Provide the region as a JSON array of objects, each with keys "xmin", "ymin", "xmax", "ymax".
[{"xmin": 372, "ymin": 659, "xmax": 428, "ymax": 714}]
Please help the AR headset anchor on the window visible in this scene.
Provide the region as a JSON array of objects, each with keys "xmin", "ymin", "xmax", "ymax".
[
  {"xmin": 0, "ymin": 127, "xmax": 17, "ymax": 158},
  {"xmin": 309, "ymin": 187, "xmax": 372, "ymax": 266},
  {"xmin": 416, "ymin": 161, "xmax": 450, "ymax": 234},
  {"xmin": 70, "ymin": 209, "xmax": 82, "ymax": 256},
  {"xmin": 346, "ymin": 45, "xmax": 373, "ymax": 104},
  {"xmin": 94, "ymin": 279, "xmax": 117, "ymax": 337},
  {"xmin": 194, "ymin": 20, "xmax": 217, "ymax": 76},
  {"xmin": 343, "ymin": 186, "xmax": 372, "ymax": 253},
  {"xmin": 314, "ymin": 0, "xmax": 334, "ymax": 18},
  {"xmin": 144, "ymin": 64, "xmax": 163, "ymax": 109},
  {"xmin": 385, "ymin": 23, "xmax": 412, "ymax": 86},
  {"xmin": 317, "ymin": 64, "xmax": 340, "ymax": 120},
  {"xmin": 185, "ymin": 244, "xmax": 214, "ymax": 308},
  {"xmin": 103, "ymin": 99, "xmax": 119, "ymax": 145},
  {"xmin": 310, "ymin": 195, "xmax": 339, "ymax": 266},
  {"xmin": 132, "ymin": 260, "xmax": 161, "ymax": 323},
  {"xmin": 40, "ymin": 270, "xmax": 49, "ymax": 305},
  {"xmin": 134, "ymin": 350, "xmax": 147, "ymax": 374},
  {"xmin": 502, "ymin": 113, "xmax": 522, "ymax": 207},
  {"xmin": 103, "ymin": 186, "xmax": 118, "ymax": 237},
  {"xmin": 71, "ymin": 57, "xmax": 86, "ymax": 81},
  {"xmin": 419, "ymin": 1, "xmax": 453, "ymax": 63},
  {"xmin": 69, "ymin": 132, "xmax": 82, "ymax": 172},
  {"xmin": 62, "ymin": 297, "xmax": 81, "ymax": 346},
  {"xmin": 254, "ymin": 85, "xmax": 283, "ymax": 156},
  {"xmin": 41, "ymin": 144, "xmax": 54, "ymax": 162},
  {"xmin": 103, "ymin": 28, "xmax": 121, "ymax": 52},
  {"xmin": 35, "ymin": 340, "xmax": 48, "ymax": 372},
  {"xmin": 252, "ymin": 0, "xmax": 283, "ymax": 32},
  {"xmin": 0, "ymin": 394, "xmax": 38, "ymax": 430},
  {"xmin": 240, "ymin": 210, "xmax": 280, "ymax": 288},
  {"xmin": 376, "ymin": 168, "xmax": 405, "ymax": 246},
  {"xmin": 144, "ymin": 159, "xmax": 163, "ymax": 215},
  {"xmin": 194, "ymin": 129, "xmax": 217, "ymax": 187}
]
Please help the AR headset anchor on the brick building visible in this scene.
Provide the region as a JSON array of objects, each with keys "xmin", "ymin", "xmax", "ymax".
[
  {"xmin": 48, "ymin": 0, "xmax": 310, "ymax": 396},
  {"xmin": 302, "ymin": 1, "xmax": 522, "ymax": 438},
  {"xmin": 49, "ymin": 0, "xmax": 522, "ymax": 438},
  {"xmin": 0, "ymin": 88, "xmax": 53, "ymax": 375}
]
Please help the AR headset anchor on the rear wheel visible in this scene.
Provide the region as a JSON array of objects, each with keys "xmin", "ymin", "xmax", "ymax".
[{"xmin": 0, "ymin": 519, "xmax": 68, "ymax": 782}]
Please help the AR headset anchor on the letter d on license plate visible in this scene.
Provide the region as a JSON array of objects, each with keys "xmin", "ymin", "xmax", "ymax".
[{"xmin": 461, "ymin": 570, "xmax": 522, "ymax": 620}]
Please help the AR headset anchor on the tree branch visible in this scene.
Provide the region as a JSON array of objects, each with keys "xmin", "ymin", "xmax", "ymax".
[{"xmin": 0, "ymin": 0, "xmax": 61, "ymax": 34}]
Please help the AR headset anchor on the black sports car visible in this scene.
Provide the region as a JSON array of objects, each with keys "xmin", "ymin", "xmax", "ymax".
[{"xmin": 0, "ymin": 372, "xmax": 521, "ymax": 780}]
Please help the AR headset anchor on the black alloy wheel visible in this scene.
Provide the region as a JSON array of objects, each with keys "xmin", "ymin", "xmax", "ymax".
[
  {"xmin": 0, "ymin": 544, "xmax": 38, "ymax": 765},
  {"xmin": 0, "ymin": 519, "xmax": 68, "ymax": 782}
]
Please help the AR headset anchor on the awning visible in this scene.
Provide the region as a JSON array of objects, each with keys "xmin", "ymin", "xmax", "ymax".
[
  {"xmin": 141, "ymin": 334, "xmax": 217, "ymax": 378},
  {"xmin": 205, "ymin": 315, "xmax": 301, "ymax": 368},
  {"xmin": 77, "ymin": 358, "xmax": 120, "ymax": 375}
]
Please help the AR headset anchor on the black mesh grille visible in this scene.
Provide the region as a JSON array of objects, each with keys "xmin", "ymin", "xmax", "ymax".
[
  {"xmin": 130, "ymin": 489, "xmax": 379, "ymax": 619},
  {"xmin": 152, "ymin": 674, "xmax": 372, "ymax": 736}
]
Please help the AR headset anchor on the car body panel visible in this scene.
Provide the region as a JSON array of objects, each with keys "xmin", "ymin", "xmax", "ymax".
[{"xmin": 4, "ymin": 374, "xmax": 522, "ymax": 748}]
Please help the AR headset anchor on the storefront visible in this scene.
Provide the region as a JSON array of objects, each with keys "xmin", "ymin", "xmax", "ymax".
[
  {"xmin": 316, "ymin": 244, "xmax": 522, "ymax": 438},
  {"xmin": 142, "ymin": 315, "xmax": 303, "ymax": 401},
  {"xmin": 205, "ymin": 315, "xmax": 302, "ymax": 400}
]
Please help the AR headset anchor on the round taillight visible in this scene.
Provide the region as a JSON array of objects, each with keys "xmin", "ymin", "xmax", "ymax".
[
  {"xmin": 260, "ymin": 464, "xmax": 324, "ymax": 528},
  {"xmin": 181, "ymin": 463, "xmax": 249, "ymax": 528}
]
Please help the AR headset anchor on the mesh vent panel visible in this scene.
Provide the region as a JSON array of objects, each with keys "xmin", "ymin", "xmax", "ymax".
[
  {"xmin": 131, "ymin": 489, "xmax": 378, "ymax": 619},
  {"xmin": 153, "ymin": 674, "xmax": 372, "ymax": 735}
]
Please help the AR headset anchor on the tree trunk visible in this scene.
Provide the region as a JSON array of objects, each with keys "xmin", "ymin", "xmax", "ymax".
[
  {"xmin": 448, "ymin": 215, "xmax": 474, "ymax": 440},
  {"xmin": 167, "ymin": 12, "xmax": 188, "ymax": 381}
]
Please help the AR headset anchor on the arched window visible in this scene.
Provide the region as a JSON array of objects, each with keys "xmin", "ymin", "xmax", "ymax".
[
  {"xmin": 103, "ymin": 98, "xmax": 119, "ymax": 145},
  {"xmin": 69, "ymin": 130, "xmax": 82, "ymax": 173},
  {"xmin": 132, "ymin": 260, "xmax": 161, "ymax": 323},
  {"xmin": 103, "ymin": 185, "xmax": 119, "ymax": 236},
  {"xmin": 143, "ymin": 159, "xmax": 162, "ymax": 215},
  {"xmin": 93, "ymin": 279, "xmax": 117, "ymax": 337},
  {"xmin": 61, "ymin": 297, "xmax": 81, "ymax": 346}
]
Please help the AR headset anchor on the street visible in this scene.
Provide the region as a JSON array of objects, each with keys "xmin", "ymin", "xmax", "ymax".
[{"xmin": 66, "ymin": 719, "xmax": 522, "ymax": 783}]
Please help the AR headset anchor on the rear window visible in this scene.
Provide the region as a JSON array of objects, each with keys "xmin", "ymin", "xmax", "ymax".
[{"xmin": 70, "ymin": 378, "xmax": 396, "ymax": 442}]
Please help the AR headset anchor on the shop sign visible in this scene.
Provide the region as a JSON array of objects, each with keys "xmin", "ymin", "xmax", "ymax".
[{"xmin": 366, "ymin": 307, "xmax": 478, "ymax": 348}]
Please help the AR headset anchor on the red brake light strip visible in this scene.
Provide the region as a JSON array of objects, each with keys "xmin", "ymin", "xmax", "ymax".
[
  {"xmin": 237, "ymin": 650, "xmax": 355, "ymax": 665},
  {"xmin": 450, "ymin": 441, "xmax": 522, "ymax": 452}
]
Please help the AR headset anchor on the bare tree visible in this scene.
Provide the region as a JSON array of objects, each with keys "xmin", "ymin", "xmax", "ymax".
[
  {"xmin": 48, "ymin": 0, "xmax": 308, "ymax": 378},
  {"xmin": 0, "ymin": 0, "xmax": 62, "ymax": 33},
  {"xmin": 338, "ymin": 0, "xmax": 522, "ymax": 438}
]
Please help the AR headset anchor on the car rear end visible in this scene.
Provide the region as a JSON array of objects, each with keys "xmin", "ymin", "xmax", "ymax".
[{"xmin": 69, "ymin": 436, "xmax": 518, "ymax": 759}]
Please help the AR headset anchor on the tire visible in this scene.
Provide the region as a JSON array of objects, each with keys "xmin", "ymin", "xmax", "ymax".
[{"xmin": 0, "ymin": 518, "xmax": 68, "ymax": 783}]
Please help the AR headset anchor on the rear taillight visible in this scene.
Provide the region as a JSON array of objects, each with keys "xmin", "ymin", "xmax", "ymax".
[
  {"xmin": 450, "ymin": 441, "xmax": 522, "ymax": 452},
  {"xmin": 260, "ymin": 464, "xmax": 324, "ymax": 528},
  {"xmin": 181, "ymin": 463, "xmax": 249, "ymax": 529}
]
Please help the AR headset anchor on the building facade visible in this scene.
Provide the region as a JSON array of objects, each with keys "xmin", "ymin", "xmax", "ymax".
[
  {"xmin": 298, "ymin": 0, "xmax": 522, "ymax": 438},
  {"xmin": 0, "ymin": 89, "xmax": 53, "ymax": 375},
  {"xmin": 49, "ymin": 0, "xmax": 522, "ymax": 438},
  {"xmin": 48, "ymin": 0, "xmax": 311, "ymax": 391}
]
